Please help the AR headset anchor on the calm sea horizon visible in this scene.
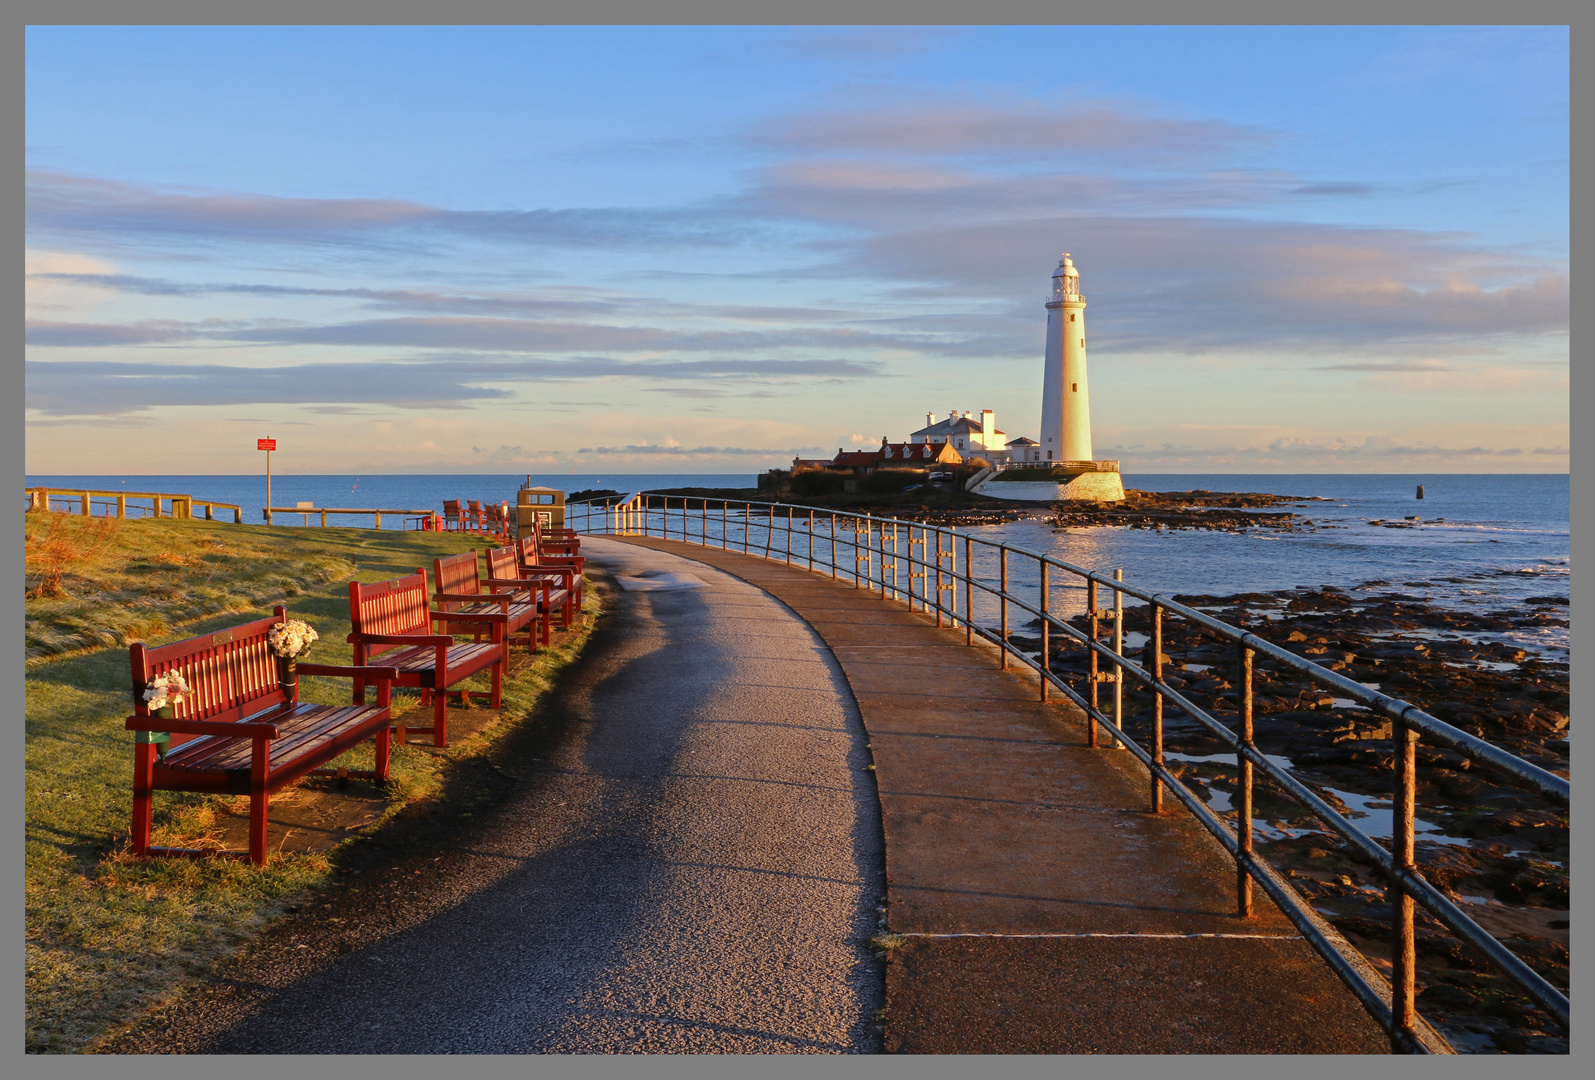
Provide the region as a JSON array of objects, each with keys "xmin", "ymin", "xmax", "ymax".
[{"xmin": 28, "ymin": 473, "xmax": 1567, "ymax": 652}]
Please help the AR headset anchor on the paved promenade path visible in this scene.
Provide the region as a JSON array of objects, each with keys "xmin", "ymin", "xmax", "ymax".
[{"xmin": 620, "ymin": 536, "xmax": 1389, "ymax": 1054}]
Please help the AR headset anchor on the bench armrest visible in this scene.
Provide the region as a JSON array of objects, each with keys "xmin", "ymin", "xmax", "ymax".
[
  {"xmin": 481, "ymin": 575, "xmax": 545, "ymax": 588},
  {"xmin": 126, "ymin": 716, "xmax": 281, "ymax": 738},
  {"xmin": 295, "ymin": 663, "xmax": 402, "ymax": 681},
  {"xmin": 347, "ymin": 631, "xmax": 454, "ymax": 647},
  {"xmin": 433, "ymin": 590, "xmax": 501, "ymax": 603}
]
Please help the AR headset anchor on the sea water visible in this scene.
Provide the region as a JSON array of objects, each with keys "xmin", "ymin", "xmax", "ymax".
[{"xmin": 28, "ymin": 472, "xmax": 1567, "ymax": 645}]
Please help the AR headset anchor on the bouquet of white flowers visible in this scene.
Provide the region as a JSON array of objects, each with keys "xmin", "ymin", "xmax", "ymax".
[
  {"xmin": 142, "ymin": 671, "xmax": 191, "ymax": 713},
  {"xmin": 267, "ymin": 619, "xmax": 319, "ymax": 659}
]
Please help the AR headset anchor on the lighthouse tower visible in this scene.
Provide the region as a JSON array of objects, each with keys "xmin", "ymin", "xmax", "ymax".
[{"xmin": 1039, "ymin": 253, "xmax": 1091, "ymax": 463}]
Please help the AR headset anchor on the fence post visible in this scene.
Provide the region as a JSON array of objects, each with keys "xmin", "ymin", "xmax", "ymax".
[
  {"xmin": 1151, "ymin": 603, "xmax": 1164, "ymax": 813},
  {"xmin": 1112, "ymin": 568, "xmax": 1124, "ymax": 749},
  {"xmin": 116, "ymin": 494, "xmax": 127, "ymax": 519},
  {"xmin": 1087, "ymin": 579, "xmax": 1099, "ymax": 748},
  {"xmin": 787, "ymin": 506, "xmax": 794, "ymax": 566},
  {"xmin": 964, "ymin": 535, "xmax": 974, "ymax": 646},
  {"xmin": 1237, "ymin": 643, "xmax": 1255, "ymax": 917},
  {"xmin": 808, "ymin": 509, "xmax": 815, "ymax": 572},
  {"xmin": 999, "ymin": 548, "xmax": 1009, "ymax": 670},
  {"xmin": 81, "ymin": 492, "xmax": 91, "ymax": 516},
  {"xmin": 1040, "ymin": 561, "xmax": 1050, "ymax": 702},
  {"xmin": 1391, "ymin": 714, "xmax": 1419, "ymax": 1051}
]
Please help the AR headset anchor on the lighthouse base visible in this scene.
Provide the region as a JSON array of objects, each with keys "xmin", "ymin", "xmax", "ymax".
[{"xmin": 975, "ymin": 464, "xmax": 1126, "ymax": 503}]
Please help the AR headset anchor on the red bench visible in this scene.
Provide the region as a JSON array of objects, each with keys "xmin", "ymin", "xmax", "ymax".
[
  {"xmin": 529, "ymin": 515, "xmax": 581, "ymax": 556},
  {"xmin": 518, "ymin": 527, "xmax": 584, "ymax": 574},
  {"xmin": 347, "ymin": 573, "xmax": 506, "ymax": 747},
  {"xmin": 430, "ymin": 550, "xmax": 544, "ymax": 652},
  {"xmin": 486, "ymin": 545, "xmax": 576, "ymax": 638},
  {"xmin": 510, "ymin": 533, "xmax": 583, "ymax": 606},
  {"xmin": 126, "ymin": 606, "xmax": 400, "ymax": 866}
]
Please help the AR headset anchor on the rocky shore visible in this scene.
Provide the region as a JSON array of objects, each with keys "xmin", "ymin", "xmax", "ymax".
[
  {"xmin": 1021, "ymin": 579, "xmax": 1568, "ymax": 1054},
  {"xmin": 633, "ymin": 484, "xmax": 1331, "ymax": 530}
]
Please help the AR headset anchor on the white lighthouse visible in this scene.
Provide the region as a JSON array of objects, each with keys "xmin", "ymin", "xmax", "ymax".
[
  {"xmin": 967, "ymin": 252, "xmax": 1125, "ymax": 501},
  {"xmin": 1039, "ymin": 253, "xmax": 1092, "ymax": 463},
  {"xmin": 991, "ymin": 253, "xmax": 1123, "ymax": 501}
]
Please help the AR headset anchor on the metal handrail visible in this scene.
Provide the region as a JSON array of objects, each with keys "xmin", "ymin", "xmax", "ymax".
[{"xmin": 580, "ymin": 493, "xmax": 1569, "ymax": 1053}]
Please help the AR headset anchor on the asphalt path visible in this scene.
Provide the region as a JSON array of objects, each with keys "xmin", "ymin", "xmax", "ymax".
[{"xmin": 108, "ymin": 538, "xmax": 885, "ymax": 1054}]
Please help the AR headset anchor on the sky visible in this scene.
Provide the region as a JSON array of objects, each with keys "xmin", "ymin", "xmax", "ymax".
[{"xmin": 25, "ymin": 25, "xmax": 1569, "ymax": 475}]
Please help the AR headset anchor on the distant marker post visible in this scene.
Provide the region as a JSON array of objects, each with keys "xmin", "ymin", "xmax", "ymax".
[{"xmin": 258, "ymin": 436, "xmax": 277, "ymax": 523}]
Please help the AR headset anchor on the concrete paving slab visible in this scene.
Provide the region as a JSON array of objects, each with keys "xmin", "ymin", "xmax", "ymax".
[{"xmin": 885, "ymin": 935, "xmax": 1389, "ymax": 1053}]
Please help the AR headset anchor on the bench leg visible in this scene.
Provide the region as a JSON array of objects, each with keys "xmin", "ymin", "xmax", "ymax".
[
  {"xmin": 433, "ymin": 688, "xmax": 448, "ymax": 747},
  {"xmin": 374, "ymin": 682, "xmax": 392, "ymax": 780},
  {"xmin": 491, "ymin": 656, "xmax": 503, "ymax": 710},
  {"xmin": 374, "ymin": 725, "xmax": 391, "ymax": 779},
  {"xmin": 131, "ymin": 744, "xmax": 156, "ymax": 857},
  {"xmin": 249, "ymin": 739, "xmax": 270, "ymax": 866}
]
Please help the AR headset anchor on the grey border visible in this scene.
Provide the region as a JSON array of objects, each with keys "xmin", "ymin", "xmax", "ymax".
[{"xmin": 18, "ymin": 4, "xmax": 1575, "ymax": 1077}]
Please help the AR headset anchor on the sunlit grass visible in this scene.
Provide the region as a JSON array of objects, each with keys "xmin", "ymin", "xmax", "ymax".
[{"xmin": 24, "ymin": 513, "xmax": 598, "ymax": 1053}]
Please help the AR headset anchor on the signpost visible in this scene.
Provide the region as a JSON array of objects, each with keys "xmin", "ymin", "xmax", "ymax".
[{"xmin": 258, "ymin": 437, "xmax": 276, "ymax": 523}]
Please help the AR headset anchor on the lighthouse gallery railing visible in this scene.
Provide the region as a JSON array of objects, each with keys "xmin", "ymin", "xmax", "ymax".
[{"xmin": 572, "ymin": 493, "xmax": 1568, "ymax": 1054}]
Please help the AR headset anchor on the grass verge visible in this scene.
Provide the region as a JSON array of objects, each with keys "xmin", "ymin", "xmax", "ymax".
[{"xmin": 25, "ymin": 513, "xmax": 598, "ymax": 1053}]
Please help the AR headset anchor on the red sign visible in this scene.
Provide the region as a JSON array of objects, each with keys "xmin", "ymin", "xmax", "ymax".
[{"xmin": 257, "ymin": 439, "xmax": 277, "ymax": 451}]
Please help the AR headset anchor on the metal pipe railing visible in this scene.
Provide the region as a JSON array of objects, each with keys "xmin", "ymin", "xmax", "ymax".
[{"xmin": 578, "ymin": 493, "xmax": 1568, "ymax": 1052}]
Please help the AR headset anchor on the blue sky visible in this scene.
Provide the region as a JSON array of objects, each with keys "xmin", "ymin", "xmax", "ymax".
[{"xmin": 26, "ymin": 25, "xmax": 1568, "ymax": 474}]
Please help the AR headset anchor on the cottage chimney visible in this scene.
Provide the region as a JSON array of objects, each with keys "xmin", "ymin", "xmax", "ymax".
[
  {"xmin": 926, "ymin": 411, "xmax": 934, "ymax": 429},
  {"xmin": 982, "ymin": 409, "xmax": 994, "ymax": 441}
]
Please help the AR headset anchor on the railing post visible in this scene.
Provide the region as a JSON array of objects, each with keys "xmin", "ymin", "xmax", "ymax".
[
  {"xmin": 1237, "ymin": 643, "xmax": 1255, "ymax": 918},
  {"xmin": 933, "ymin": 531, "xmax": 944, "ymax": 627},
  {"xmin": 1151, "ymin": 603, "xmax": 1164, "ymax": 813},
  {"xmin": 1392, "ymin": 713, "xmax": 1419, "ymax": 1051},
  {"xmin": 787, "ymin": 506, "xmax": 794, "ymax": 565},
  {"xmin": 999, "ymin": 548, "xmax": 1009, "ymax": 670},
  {"xmin": 890, "ymin": 522, "xmax": 900, "ymax": 600},
  {"xmin": 81, "ymin": 492, "xmax": 90, "ymax": 516},
  {"xmin": 1112, "ymin": 568, "xmax": 1124, "ymax": 750},
  {"xmin": 964, "ymin": 535, "xmax": 974, "ymax": 646},
  {"xmin": 722, "ymin": 500, "xmax": 728, "ymax": 549},
  {"xmin": 830, "ymin": 515, "xmax": 837, "ymax": 580},
  {"xmin": 808, "ymin": 509, "xmax": 815, "ymax": 572},
  {"xmin": 949, "ymin": 528, "xmax": 958, "ymax": 625},
  {"xmin": 1040, "ymin": 561, "xmax": 1050, "ymax": 702},
  {"xmin": 1087, "ymin": 579, "xmax": 1099, "ymax": 748}
]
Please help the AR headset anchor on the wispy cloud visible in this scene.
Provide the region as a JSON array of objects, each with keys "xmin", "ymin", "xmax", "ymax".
[
  {"xmin": 749, "ymin": 96, "xmax": 1273, "ymax": 165},
  {"xmin": 25, "ymin": 355, "xmax": 885, "ymax": 416},
  {"xmin": 575, "ymin": 443, "xmax": 822, "ymax": 456}
]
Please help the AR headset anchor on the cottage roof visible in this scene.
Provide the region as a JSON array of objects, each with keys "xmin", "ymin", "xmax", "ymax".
[{"xmin": 910, "ymin": 416, "xmax": 1006, "ymax": 439}]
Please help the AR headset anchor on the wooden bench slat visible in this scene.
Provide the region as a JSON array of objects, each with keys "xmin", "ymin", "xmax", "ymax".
[{"xmin": 162, "ymin": 704, "xmax": 387, "ymax": 773}]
